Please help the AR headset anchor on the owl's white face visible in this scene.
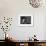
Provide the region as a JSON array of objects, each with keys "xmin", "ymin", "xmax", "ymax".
[{"xmin": 29, "ymin": 0, "xmax": 43, "ymax": 8}]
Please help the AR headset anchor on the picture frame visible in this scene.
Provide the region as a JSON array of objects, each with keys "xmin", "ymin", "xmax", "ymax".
[{"xmin": 18, "ymin": 14, "xmax": 33, "ymax": 26}]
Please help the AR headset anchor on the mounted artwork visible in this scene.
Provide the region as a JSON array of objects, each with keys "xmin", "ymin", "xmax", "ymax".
[{"xmin": 18, "ymin": 15, "xmax": 33, "ymax": 26}]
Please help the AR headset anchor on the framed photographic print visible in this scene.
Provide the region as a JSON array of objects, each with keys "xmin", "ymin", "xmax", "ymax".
[{"xmin": 18, "ymin": 15, "xmax": 33, "ymax": 26}]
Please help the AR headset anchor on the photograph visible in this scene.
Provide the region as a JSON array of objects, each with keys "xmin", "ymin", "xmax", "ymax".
[
  {"xmin": 18, "ymin": 15, "xmax": 33, "ymax": 26},
  {"xmin": 20, "ymin": 16, "xmax": 31, "ymax": 24}
]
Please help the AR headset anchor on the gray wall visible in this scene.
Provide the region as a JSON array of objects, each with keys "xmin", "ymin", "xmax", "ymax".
[{"xmin": 0, "ymin": 0, "xmax": 46, "ymax": 40}]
